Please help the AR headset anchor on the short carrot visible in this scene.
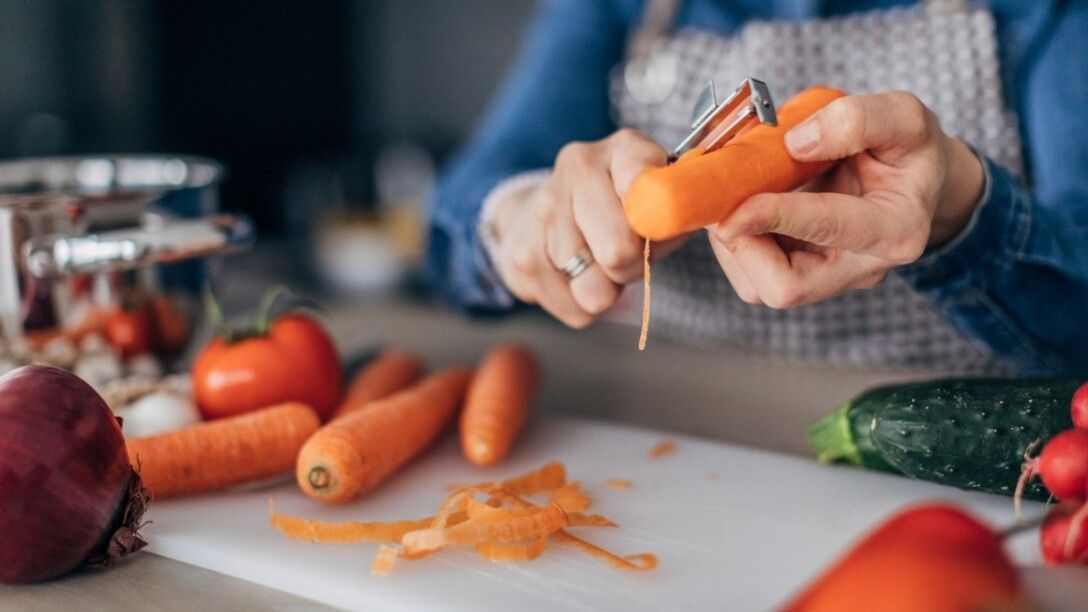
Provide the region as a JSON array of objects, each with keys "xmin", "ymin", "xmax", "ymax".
[
  {"xmin": 127, "ymin": 402, "xmax": 320, "ymax": 499},
  {"xmin": 460, "ymin": 345, "xmax": 540, "ymax": 467},
  {"xmin": 331, "ymin": 350, "xmax": 425, "ymax": 419},
  {"xmin": 623, "ymin": 86, "xmax": 848, "ymax": 242},
  {"xmin": 297, "ymin": 369, "xmax": 473, "ymax": 504}
]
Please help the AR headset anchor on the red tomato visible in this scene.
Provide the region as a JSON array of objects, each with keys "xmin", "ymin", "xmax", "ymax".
[
  {"xmin": 104, "ymin": 308, "xmax": 153, "ymax": 358},
  {"xmin": 192, "ymin": 314, "xmax": 342, "ymax": 421},
  {"xmin": 1072, "ymin": 382, "xmax": 1088, "ymax": 429}
]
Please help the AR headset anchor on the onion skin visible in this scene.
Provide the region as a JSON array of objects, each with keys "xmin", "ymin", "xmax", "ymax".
[{"xmin": 0, "ymin": 365, "xmax": 148, "ymax": 583}]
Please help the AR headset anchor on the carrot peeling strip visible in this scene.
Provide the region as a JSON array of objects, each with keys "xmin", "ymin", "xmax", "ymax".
[
  {"xmin": 500, "ymin": 461, "xmax": 567, "ymax": 495},
  {"xmin": 404, "ymin": 503, "xmax": 569, "ymax": 555},
  {"xmin": 649, "ymin": 440, "xmax": 676, "ymax": 460},
  {"xmin": 638, "ymin": 238, "xmax": 651, "ymax": 351},
  {"xmin": 475, "ymin": 535, "xmax": 549, "ymax": 563},
  {"xmin": 371, "ymin": 544, "xmax": 400, "ymax": 576},
  {"xmin": 553, "ymin": 530, "xmax": 658, "ymax": 571},
  {"xmin": 270, "ymin": 502, "xmax": 470, "ymax": 544},
  {"xmin": 492, "ymin": 489, "xmax": 655, "ymax": 571},
  {"xmin": 567, "ymin": 513, "xmax": 617, "ymax": 528},
  {"xmin": 606, "ymin": 479, "xmax": 632, "ymax": 490},
  {"xmin": 271, "ymin": 461, "xmax": 655, "ymax": 576},
  {"xmin": 550, "ymin": 482, "xmax": 592, "ymax": 513}
]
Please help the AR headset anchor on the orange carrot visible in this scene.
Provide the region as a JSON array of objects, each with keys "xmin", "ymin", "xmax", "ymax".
[
  {"xmin": 332, "ymin": 350, "xmax": 425, "ymax": 419},
  {"xmin": 460, "ymin": 345, "xmax": 540, "ymax": 466},
  {"xmin": 623, "ymin": 86, "xmax": 848, "ymax": 242},
  {"xmin": 127, "ymin": 402, "xmax": 320, "ymax": 499},
  {"xmin": 297, "ymin": 369, "xmax": 473, "ymax": 503}
]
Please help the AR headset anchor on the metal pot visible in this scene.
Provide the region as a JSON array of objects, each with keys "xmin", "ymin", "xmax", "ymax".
[{"xmin": 0, "ymin": 155, "xmax": 254, "ymax": 354}]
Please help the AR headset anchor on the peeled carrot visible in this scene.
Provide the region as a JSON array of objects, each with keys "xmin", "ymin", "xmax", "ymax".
[
  {"xmin": 460, "ymin": 345, "xmax": 540, "ymax": 466},
  {"xmin": 783, "ymin": 504, "xmax": 1024, "ymax": 612},
  {"xmin": 623, "ymin": 86, "xmax": 848, "ymax": 242},
  {"xmin": 331, "ymin": 350, "xmax": 425, "ymax": 419},
  {"xmin": 127, "ymin": 402, "xmax": 320, "ymax": 499},
  {"xmin": 297, "ymin": 369, "xmax": 472, "ymax": 503}
]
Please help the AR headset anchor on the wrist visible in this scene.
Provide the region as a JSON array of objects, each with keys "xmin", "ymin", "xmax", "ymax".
[{"xmin": 930, "ymin": 136, "xmax": 986, "ymax": 248}]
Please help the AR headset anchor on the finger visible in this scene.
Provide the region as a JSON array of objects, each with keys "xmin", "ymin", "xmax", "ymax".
[
  {"xmin": 570, "ymin": 173, "xmax": 643, "ymax": 284},
  {"xmin": 569, "ymin": 265, "xmax": 621, "ymax": 315},
  {"xmin": 785, "ymin": 91, "xmax": 936, "ymax": 165},
  {"xmin": 606, "ymin": 128, "xmax": 668, "ymax": 197},
  {"xmin": 716, "ymin": 191, "xmax": 926, "ymax": 263},
  {"xmin": 729, "ymin": 235, "xmax": 887, "ymax": 309},
  {"xmin": 535, "ymin": 266, "xmax": 595, "ymax": 329},
  {"xmin": 707, "ymin": 233, "xmax": 761, "ymax": 304}
]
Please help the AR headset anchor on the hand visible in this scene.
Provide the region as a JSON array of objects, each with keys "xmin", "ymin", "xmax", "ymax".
[
  {"xmin": 490, "ymin": 129, "xmax": 683, "ymax": 327},
  {"xmin": 710, "ymin": 91, "xmax": 985, "ymax": 309}
]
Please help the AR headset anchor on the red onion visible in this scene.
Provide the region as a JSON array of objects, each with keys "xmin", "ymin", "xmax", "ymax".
[{"xmin": 0, "ymin": 365, "xmax": 148, "ymax": 583}]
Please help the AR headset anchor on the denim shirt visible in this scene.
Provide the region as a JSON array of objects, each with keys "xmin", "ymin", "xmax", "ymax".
[{"xmin": 427, "ymin": 0, "xmax": 1088, "ymax": 375}]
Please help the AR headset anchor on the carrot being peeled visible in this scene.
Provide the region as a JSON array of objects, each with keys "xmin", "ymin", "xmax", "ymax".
[
  {"xmin": 297, "ymin": 369, "xmax": 472, "ymax": 504},
  {"xmin": 460, "ymin": 345, "xmax": 541, "ymax": 466},
  {"xmin": 623, "ymin": 86, "xmax": 848, "ymax": 242},
  {"xmin": 332, "ymin": 350, "xmax": 425, "ymax": 420},
  {"xmin": 127, "ymin": 402, "xmax": 320, "ymax": 499}
]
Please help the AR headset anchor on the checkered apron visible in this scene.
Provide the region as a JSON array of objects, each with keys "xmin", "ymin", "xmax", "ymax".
[{"xmin": 610, "ymin": 0, "xmax": 1022, "ymax": 373}]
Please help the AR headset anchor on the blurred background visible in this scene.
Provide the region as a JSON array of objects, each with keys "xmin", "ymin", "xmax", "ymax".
[{"xmin": 0, "ymin": 0, "xmax": 537, "ymax": 294}]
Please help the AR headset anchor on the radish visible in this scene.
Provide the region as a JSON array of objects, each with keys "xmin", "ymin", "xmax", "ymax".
[
  {"xmin": 1040, "ymin": 501, "xmax": 1088, "ymax": 564},
  {"xmin": 1014, "ymin": 429, "xmax": 1088, "ymax": 517},
  {"xmin": 1072, "ymin": 382, "xmax": 1088, "ymax": 429}
]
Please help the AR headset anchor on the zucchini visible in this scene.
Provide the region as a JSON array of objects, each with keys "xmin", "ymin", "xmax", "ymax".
[{"xmin": 807, "ymin": 378, "xmax": 1080, "ymax": 501}]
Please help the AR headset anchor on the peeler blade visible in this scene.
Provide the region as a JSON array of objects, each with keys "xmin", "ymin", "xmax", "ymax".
[{"xmin": 670, "ymin": 77, "xmax": 777, "ymax": 161}]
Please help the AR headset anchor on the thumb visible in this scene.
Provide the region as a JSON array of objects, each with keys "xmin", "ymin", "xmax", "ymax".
[{"xmin": 784, "ymin": 92, "xmax": 935, "ymax": 165}]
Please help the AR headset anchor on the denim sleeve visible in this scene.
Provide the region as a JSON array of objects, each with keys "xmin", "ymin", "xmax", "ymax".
[
  {"xmin": 426, "ymin": 0, "xmax": 628, "ymax": 313},
  {"xmin": 898, "ymin": 157, "xmax": 1088, "ymax": 376}
]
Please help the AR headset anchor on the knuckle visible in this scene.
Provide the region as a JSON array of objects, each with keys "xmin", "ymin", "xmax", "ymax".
[
  {"xmin": 860, "ymin": 271, "xmax": 888, "ymax": 289},
  {"xmin": 509, "ymin": 244, "xmax": 538, "ymax": 275},
  {"xmin": 595, "ymin": 238, "xmax": 640, "ymax": 271},
  {"xmin": 803, "ymin": 214, "xmax": 842, "ymax": 246},
  {"xmin": 610, "ymin": 128, "xmax": 642, "ymax": 145},
  {"xmin": 764, "ymin": 284, "xmax": 804, "ymax": 310},
  {"xmin": 890, "ymin": 91, "xmax": 933, "ymax": 140},
  {"xmin": 830, "ymin": 96, "xmax": 867, "ymax": 145},
  {"xmin": 887, "ymin": 231, "xmax": 926, "ymax": 263},
  {"xmin": 557, "ymin": 141, "xmax": 593, "ymax": 169}
]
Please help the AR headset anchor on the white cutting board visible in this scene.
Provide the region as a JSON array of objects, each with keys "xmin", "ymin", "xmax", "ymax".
[{"xmin": 142, "ymin": 416, "xmax": 1047, "ymax": 611}]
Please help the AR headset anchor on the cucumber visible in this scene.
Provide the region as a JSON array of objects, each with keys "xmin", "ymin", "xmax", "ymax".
[{"xmin": 807, "ymin": 378, "xmax": 1080, "ymax": 501}]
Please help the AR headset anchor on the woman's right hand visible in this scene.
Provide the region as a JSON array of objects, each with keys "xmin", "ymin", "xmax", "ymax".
[{"xmin": 488, "ymin": 129, "xmax": 681, "ymax": 328}]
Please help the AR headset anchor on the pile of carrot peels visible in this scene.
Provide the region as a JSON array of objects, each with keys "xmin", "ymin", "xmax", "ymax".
[{"xmin": 269, "ymin": 461, "xmax": 657, "ymax": 576}]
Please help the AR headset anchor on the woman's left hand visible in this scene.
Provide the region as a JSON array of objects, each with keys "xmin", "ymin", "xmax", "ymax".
[{"xmin": 710, "ymin": 91, "xmax": 986, "ymax": 308}]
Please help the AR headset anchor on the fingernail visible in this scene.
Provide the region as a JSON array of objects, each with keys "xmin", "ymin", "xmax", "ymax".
[{"xmin": 785, "ymin": 119, "xmax": 820, "ymax": 156}]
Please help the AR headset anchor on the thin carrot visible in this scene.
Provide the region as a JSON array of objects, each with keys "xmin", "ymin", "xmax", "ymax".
[
  {"xmin": 296, "ymin": 369, "xmax": 473, "ymax": 504},
  {"xmin": 623, "ymin": 86, "xmax": 848, "ymax": 242},
  {"xmin": 127, "ymin": 402, "xmax": 320, "ymax": 499},
  {"xmin": 460, "ymin": 345, "xmax": 540, "ymax": 466},
  {"xmin": 332, "ymin": 350, "xmax": 425, "ymax": 419}
]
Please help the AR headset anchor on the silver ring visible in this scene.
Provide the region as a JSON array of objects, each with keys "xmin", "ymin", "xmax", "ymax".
[{"xmin": 560, "ymin": 248, "xmax": 594, "ymax": 280}]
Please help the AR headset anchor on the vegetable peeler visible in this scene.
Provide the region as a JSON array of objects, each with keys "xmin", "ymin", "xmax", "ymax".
[{"xmin": 669, "ymin": 77, "xmax": 777, "ymax": 162}]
